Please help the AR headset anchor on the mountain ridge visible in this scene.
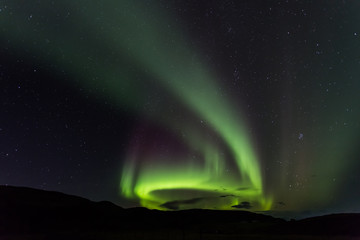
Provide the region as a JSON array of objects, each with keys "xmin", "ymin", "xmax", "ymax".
[{"xmin": 0, "ymin": 185, "xmax": 359, "ymax": 239}]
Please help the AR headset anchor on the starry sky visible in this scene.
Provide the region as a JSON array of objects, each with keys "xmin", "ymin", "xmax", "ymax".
[{"xmin": 1, "ymin": 0, "xmax": 359, "ymax": 217}]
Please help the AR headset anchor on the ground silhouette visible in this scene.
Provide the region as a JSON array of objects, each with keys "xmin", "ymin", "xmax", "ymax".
[{"xmin": 0, "ymin": 185, "xmax": 359, "ymax": 239}]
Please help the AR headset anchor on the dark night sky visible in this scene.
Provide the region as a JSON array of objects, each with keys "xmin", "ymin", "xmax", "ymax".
[{"xmin": 0, "ymin": 1, "xmax": 359, "ymax": 218}]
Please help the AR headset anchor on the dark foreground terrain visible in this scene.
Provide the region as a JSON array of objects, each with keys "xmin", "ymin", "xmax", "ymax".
[{"xmin": 0, "ymin": 186, "xmax": 359, "ymax": 240}]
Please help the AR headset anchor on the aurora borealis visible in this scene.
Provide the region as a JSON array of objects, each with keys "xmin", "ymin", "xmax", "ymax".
[{"xmin": 1, "ymin": 1, "xmax": 359, "ymax": 217}]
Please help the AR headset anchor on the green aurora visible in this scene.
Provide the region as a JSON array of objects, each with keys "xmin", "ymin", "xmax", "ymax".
[
  {"xmin": 1, "ymin": 1, "xmax": 359, "ymax": 213},
  {"xmin": 0, "ymin": 0, "xmax": 270, "ymax": 210}
]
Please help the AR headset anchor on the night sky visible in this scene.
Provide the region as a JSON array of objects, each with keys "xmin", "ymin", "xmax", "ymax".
[{"xmin": 1, "ymin": 1, "xmax": 360, "ymax": 217}]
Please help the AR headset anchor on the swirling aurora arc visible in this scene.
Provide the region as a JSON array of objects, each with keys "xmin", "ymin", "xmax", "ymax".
[{"xmin": 1, "ymin": 0, "xmax": 359, "ymax": 213}]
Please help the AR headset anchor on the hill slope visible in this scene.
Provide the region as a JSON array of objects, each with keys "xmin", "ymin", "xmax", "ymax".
[{"xmin": 0, "ymin": 185, "xmax": 359, "ymax": 239}]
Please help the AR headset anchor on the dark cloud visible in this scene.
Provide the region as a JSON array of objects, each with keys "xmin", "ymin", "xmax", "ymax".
[
  {"xmin": 220, "ymin": 194, "xmax": 235, "ymax": 198},
  {"xmin": 160, "ymin": 198, "xmax": 204, "ymax": 210},
  {"xmin": 236, "ymin": 187, "xmax": 250, "ymax": 191},
  {"xmin": 232, "ymin": 201, "xmax": 252, "ymax": 209}
]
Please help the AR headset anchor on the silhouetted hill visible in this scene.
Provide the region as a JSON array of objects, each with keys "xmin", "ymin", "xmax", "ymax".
[
  {"xmin": 0, "ymin": 185, "xmax": 91, "ymax": 207},
  {"xmin": 0, "ymin": 185, "xmax": 359, "ymax": 239},
  {"xmin": 0, "ymin": 186, "xmax": 118, "ymax": 235}
]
